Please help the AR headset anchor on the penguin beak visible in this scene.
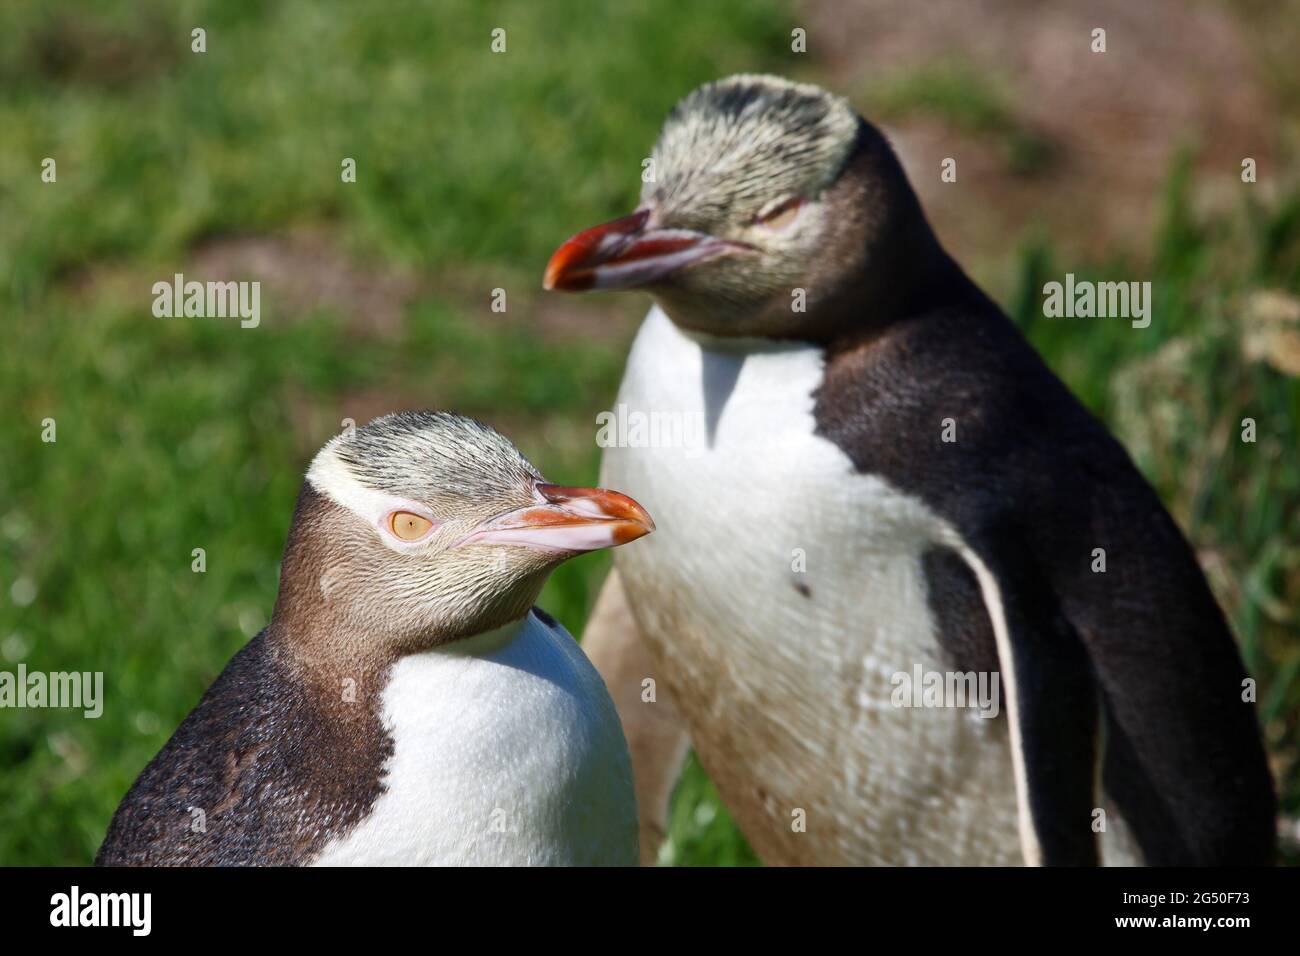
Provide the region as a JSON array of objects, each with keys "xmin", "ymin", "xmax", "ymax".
[
  {"xmin": 543, "ymin": 209, "xmax": 745, "ymax": 291},
  {"xmin": 458, "ymin": 483, "xmax": 655, "ymax": 554}
]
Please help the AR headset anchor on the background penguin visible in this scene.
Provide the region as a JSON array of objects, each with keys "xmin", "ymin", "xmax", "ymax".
[
  {"xmin": 96, "ymin": 411, "xmax": 652, "ymax": 866},
  {"xmin": 544, "ymin": 74, "xmax": 1276, "ymax": 865}
]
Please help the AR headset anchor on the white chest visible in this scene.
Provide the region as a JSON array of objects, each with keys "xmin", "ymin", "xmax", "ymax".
[
  {"xmin": 601, "ymin": 307, "xmax": 1022, "ymax": 864},
  {"xmin": 310, "ymin": 614, "xmax": 637, "ymax": 866},
  {"xmin": 603, "ymin": 307, "xmax": 951, "ymax": 672}
]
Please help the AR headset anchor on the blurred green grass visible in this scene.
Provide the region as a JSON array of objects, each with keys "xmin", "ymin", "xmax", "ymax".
[{"xmin": 0, "ymin": 0, "xmax": 1296, "ymax": 866}]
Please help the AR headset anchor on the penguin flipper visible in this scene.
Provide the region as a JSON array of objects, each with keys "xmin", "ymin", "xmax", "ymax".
[
  {"xmin": 1048, "ymin": 487, "xmax": 1277, "ymax": 866},
  {"xmin": 952, "ymin": 484, "xmax": 1276, "ymax": 866},
  {"xmin": 950, "ymin": 539, "xmax": 1103, "ymax": 866}
]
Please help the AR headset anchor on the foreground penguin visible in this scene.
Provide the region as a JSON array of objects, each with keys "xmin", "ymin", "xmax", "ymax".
[
  {"xmin": 544, "ymin": 74, "xmax": 1276, "ymax": 865},
  {"xmin": 97, "ymin": 411, "xmax": 651, "ymax": 866}
]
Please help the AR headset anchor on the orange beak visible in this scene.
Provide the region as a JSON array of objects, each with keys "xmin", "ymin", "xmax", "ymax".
[
  {"xmin": 457, "ymin": 483, "xmax": 655, "ymax": 554},
  {"xmin": 543, "ymin": 209, "xmax": 747, "ymax": 292}
]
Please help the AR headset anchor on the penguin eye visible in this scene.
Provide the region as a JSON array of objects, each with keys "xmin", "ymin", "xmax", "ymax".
[
  {"xmin": 390, "ymin": 511, "xmax": 434, "ymax": 541},
  {"xmin": 754, "ymin": 196, "xmax": 804, "ymax": 230}
]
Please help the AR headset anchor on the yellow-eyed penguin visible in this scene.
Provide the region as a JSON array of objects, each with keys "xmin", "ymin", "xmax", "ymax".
[
  {"xmin": 543, "ymin": 74, "xmax": 1276, "ymax": 866},
  {"xmin": 96, "ymin": 411, "xmax": 652, "ymax": 866}
]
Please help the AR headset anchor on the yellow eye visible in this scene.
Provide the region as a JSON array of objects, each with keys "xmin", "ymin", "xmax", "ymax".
[
  {"xmin": 756, "ymin": 197, "xmax": 804, "ymax": 230},
  {"xmin": 390, "ymin": 511, "xmax": 434, "ymax": 541}
]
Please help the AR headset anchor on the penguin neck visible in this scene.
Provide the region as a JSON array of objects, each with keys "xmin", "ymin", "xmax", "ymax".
[
  {"xmin": 808, "ymin": 211, "xmax": 977, "ymax": 347},
  {"xmin": 818, "ymin": 238, "xmax": 986, "ymax": 352},
  {"xmin": 800, "ymin": 121, "xmax": 994, "ymax": 346},
  {"xmin": 265, "ymin": 605, "xmax": 535, "ymax": 726},
  {"xmin": 433, "ymin": 615, "xmax": 527, "ymax": 656}
]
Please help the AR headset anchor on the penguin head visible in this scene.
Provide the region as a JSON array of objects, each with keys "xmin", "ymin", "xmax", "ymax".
[
  {"xmin": 287, "ymin": 411, "xmax": 653, "ymax": 649},
  {"xmin": 544, "ymin": 74, "xmax": 932, "ymax": 340}
]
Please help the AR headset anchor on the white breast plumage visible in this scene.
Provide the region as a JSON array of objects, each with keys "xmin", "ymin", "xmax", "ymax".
[
  {"xmin": 602, "ymin": 306, "xmax": 1138, "ymax": 865},
  {"xmin": 310, "ymin": 611, "xmax": 637, "ymax": 866}
]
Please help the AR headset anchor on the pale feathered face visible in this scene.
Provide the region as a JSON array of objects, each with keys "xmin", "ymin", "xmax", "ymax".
[
  {"xmin": 545, "ymin": 74, "xmax": 866, "ymax": 336},
  {"xmin": 300, "ymin": 411, "xmax": 653, "ymax": 647}
]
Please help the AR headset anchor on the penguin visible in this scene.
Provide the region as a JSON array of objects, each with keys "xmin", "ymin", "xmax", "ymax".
[
  {"xmin": 96, "ymin": 411, "xmax": 652, "ymax": 866},
  {"xmin": 543, "ymin": 74, "xmax": 1276, "ymax": 866}
]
